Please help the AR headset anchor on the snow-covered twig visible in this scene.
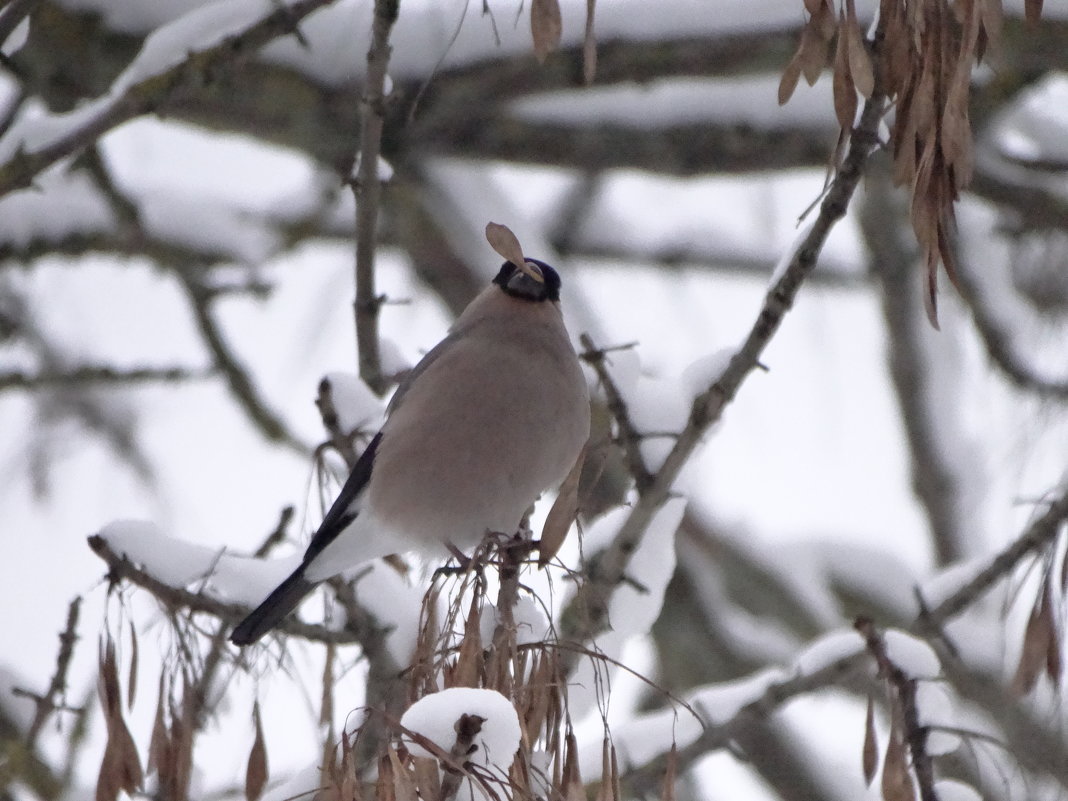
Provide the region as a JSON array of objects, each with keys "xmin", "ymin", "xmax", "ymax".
[
  {"xmin": 856, "ymin": 617, "xmax": 938, "ymax": 801},
  {"xmin": 921, "ymin": 485, "xmax": 1068, "ymax": 631},
  {"xmin": 87, "ymin": 535, "xmax": 360, "ymax": 645},
  {"xmin": 622, "ymin": 640, "xmax": 868, "ymax": 793},
  {"xmin": 564, "ymin": 39, "xmax": 889, "ymax": 651},
  {"xmin": 351, "ymin": 0, "xmax": 399, "ymax": 396}
]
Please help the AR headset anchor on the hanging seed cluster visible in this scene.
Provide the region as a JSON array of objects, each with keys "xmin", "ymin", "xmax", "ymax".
[{"xmin": 780, "ymin": 0, "xmax": 1044, "ymax": 325}]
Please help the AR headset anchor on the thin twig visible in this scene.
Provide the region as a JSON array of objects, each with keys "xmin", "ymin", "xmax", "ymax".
[
  {"xmin": 621, "ymin": 643, "xmax": 868, "ymax": 793},
  {"xmin": 0, "ymin": 365, "xmax": 210, "ymax": 391},
  {"xmin": 856, "ymin": 617, "xmax": 938, "ymax": 801},
  {"xmin": 87, "ymin": 534, "xmax": 358, "ymax": 645},
  {"xmin": 921, "ymin": 486, "xmax": 1068, "ymax": 631},
  {"xmin": 24, "ymin": 597, "xmax": 82, "ymax": 749},
  {"xmin": 579, "ymin": 334, "xmax": 652, "ymax": 493},
  {"xmin": 179, "ymin": 275, "xmax": 309, "ymax": 454},
  {"xmin": 351, "ymin": 0, "xmax": 399, "ymax": 396}
]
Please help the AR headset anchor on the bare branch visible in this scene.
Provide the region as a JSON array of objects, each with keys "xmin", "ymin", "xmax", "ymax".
[
  {"xmin": 24, "ymin": 596, "xmax": 82, "ymax": 749},
  {"xmin": 87, "ymin": 534, "xmax": 361, "ymax": 646},
  {"xmin": 350, "ymin": 0, "xmax": 399, "ymax": 396},
  {"xmin": 0, "ymin": 365, "xmax": 210, "ymax": 392},
  {"xmin": 922, "ymin": 486, "xmax": 1068, "ymax": 631},
  {"xmin": 178, "ymin": 275, "xmax": 309, "ymax": 455},
  {"xmin": 856, "ymin": 617, "xmax": 937, "ymax": 801}
]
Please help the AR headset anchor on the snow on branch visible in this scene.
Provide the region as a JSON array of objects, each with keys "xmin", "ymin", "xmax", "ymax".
[{"xmin": 0, "ymin": 0, "xmax": 341, "ymax": 200}]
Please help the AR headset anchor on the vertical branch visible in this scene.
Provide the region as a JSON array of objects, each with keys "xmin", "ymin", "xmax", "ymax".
[
  {"xmin": 860, "ymin": 159, "xmax": 973, "ymax": 565},
  {"xmin": 352, "ymin": 0, "xmax": 400, "ymax": 396}
]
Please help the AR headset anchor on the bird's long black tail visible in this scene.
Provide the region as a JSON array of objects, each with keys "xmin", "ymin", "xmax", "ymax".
[{"xmin": 230, "ymin": 567, "xmax": 316, "ymax": 645}]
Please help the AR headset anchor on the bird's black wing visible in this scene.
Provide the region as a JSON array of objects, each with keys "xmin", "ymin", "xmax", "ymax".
[{"xmin": 302, "ymin": 431, "xmax": 382, "ymax": 565}]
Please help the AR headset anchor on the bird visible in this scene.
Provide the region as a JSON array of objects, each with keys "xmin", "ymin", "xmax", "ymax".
[{"xmin": 230, "ymin": 257, "xmax": 590, "ymax": 645}]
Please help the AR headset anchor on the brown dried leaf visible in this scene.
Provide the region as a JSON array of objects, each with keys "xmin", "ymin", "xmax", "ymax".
[
  {"xmin": 531, "ymin": 0, "xmax": 562, "ymax": 63},
  {"xmin": 321, "ymin": 643, "xmax": 336, "ymax": 728},
  {"xmin": 595, "ymin": 738, "xmax": 612, "ymax": 801},
  {"xmin": 564, "ymin": 732, "xmax": 585, "ymax": 801},
  {"xmin": 583, "ymin": 0, "xmax": 597, "ymax": 85},
  {"xmin": 845, "ymin": 0, "xmax": 874, "ymax": 97},
  {"xmin": 246, "ymin": 702, "xmax": 269, "ymax": 801},
  {"xmin": 1025, "ymin": 0, "xmax": 1043, "ymax": 23},
  {"xmin": 540, "ymin": 445, "xmax": 586, "ymax": 566},
  {"xmin": 803, "ymin": 0, "xmax": 822, "ymax": 14},
  {"xmin": 412, "ymin": 756, "xmax": 441, "ymax": 801},
  {"xmin": 388, "ymin": 747, "xmax": 418, "ymax": 801},
  {"xmin": 862, "ymin": 695, "xmax": 878, "ymax": 786},
  {"xmin": 1012, "ymin": 591, "xmax": 1052, "ymax": 696},
  {"xmin": 1043, "ymin": 580, "xmax": 1063, "ymax": 683},
  {"xmin": 881, "ymin": 720, "xmax": 915, "ymax": 801},
  {"xmin": 813, "ymin": 0, "xmax": 837, "ymax": 39},
  {"xmin": 978, "ymin": 0, "xmax": 1003, "ymax": 59},
  {"xmin": 147, "ymin": 675, "xmax": 169, "ymax": 776},
  {"xmin": 96, "ymin": 636, "xmax": 143, "ymax": 800},
  {"xmin": 778, "ymin": 53, "xmax": 803, "ymax": 105},
  {"xmin": 168, "ymin": 686, "xmax": 195, "ymax": 801},
  {"xmin": 486, "ymin": 221, "xmax": 524, "ymax": 266},
  {"xmin": 661, "ymin": 743, "xmax": 677, "ymax": 801},
  {"xmin": 799, "ymin": 20, "xmax": 830, "ymax": 86},
  {"xmin": 377, "ymin": 752, "xmax": 396, "ymax": 801},
  {"xmin": 454, "ymin": 598, "xmax": 483, "ymax": 688},
  {"xmin": 127, "ymin": 620, "xmax": 139, "ymax": 710},
  {"xmin": 832, "ymin": 16, "xmax": 858, "ymax": 130}
]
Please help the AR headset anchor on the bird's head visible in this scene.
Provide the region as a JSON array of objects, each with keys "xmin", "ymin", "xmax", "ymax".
[{"xmin": 493, "ymin": 259, "xmax": 562, "ymax": 302}]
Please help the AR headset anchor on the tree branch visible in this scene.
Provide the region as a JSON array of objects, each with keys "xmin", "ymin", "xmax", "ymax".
[
  {"xmin": 921, "ymin": 485, "xmax": 1068, "ymax": 631},
  {"xmin": 563, "ymin": 69, "xmax": 888, "ymax": 653},
  {"xmin": 351, "ymin": 0, "xmax": 399, "ymax": 396}
]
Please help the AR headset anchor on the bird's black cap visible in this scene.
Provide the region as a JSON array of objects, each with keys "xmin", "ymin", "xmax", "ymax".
[{"xmin": 493, "ymin": 259, "xmax": 561, "ymax": 302}]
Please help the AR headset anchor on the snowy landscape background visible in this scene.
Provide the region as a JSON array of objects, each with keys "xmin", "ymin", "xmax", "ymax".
[{"xmin": 2, "ymin": 0, "xmax": 1068, "ymax": 800}]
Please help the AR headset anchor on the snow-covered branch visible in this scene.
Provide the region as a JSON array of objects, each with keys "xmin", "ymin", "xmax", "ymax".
[
  {"xmin": 0, "ymin": 0, "xmax": 341, "ymax": 199},
  {"xmin": 564, "ymin": 57, "xmax": 889, "ymax": 652}
]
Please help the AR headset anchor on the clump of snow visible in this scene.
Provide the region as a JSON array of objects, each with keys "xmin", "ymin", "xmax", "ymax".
[
  {"xmin": 790, "ymin": 629, "xmax": 865, "ymax": 675},
  {"xmin": 0, "ymin": 167, "xmax": 116, "ymax": 248},
  {"xmin": 400, "ymin": 688, "xmax": 520, "ymax": 769},
  {"xmin": 97, "ymin": 519, "xmax": 302, "ymax": 607},
  {"xmin": 694, "ymin": 668, "xmax": 787, "ymax": 726},
  {"xmin": 321, "ymin": 372, "xmax": 384, "ymax": 434},
  {"xmin": 380, "ymin": 337, "xmax": 414, "ymax": 378},
  {"xmin": 883, "ymin": 630, "xmax": 941, "ymax": 679},
  {"xmin": 920, "ymin": 557, "xmax": 986, "ymax": 609},
  {"xmin": 681, "ymin": 349, "xmax": 732, "ymax": 398}
]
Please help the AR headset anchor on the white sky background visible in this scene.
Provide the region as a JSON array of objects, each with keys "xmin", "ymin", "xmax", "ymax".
[{"xmin": 3, "ymin": 0, "xmax": 1068, "ymax": 799}]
